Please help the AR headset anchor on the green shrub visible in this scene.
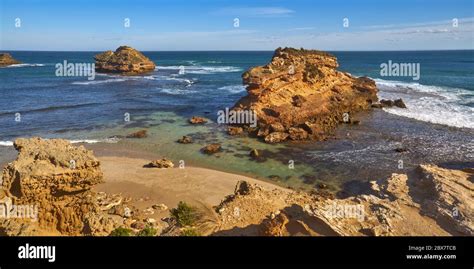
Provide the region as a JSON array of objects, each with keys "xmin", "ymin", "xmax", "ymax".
[
  {"xmin": 170, "ymin": 201, "xmax": 198, "ymax": 226},
  {"xmin": 181, "ymin": 228, "xmax": 200, "ymax": 236},
  {"xmin": 110, "ymin": 227, "xmax": 133, "ymax": 236},
  {"xmin": 137, "ymin": 226, "xmax": 157, "ymax": 236}
]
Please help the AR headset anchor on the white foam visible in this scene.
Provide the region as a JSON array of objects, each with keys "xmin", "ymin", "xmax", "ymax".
[
  {"xmin": 0, "ymin": 141, "xmax": 14, "ymax": 146},
  {"xmin": 158, "ymin": 88, "xmax": 198, "ymax": 95},
  {"xmin": 3, "ymin": 63, "xmax": 45, "ymax": 68},
  {"xmin": 374, "ymin": 78, "xmax": 474, "ymax": 129},
  {"xmin": 156, "ymin": 65, "xmax": 242, "ymax": 74},
  {"xmin": 72, "ymin": 78, "xmax": 127, "ymax": 85},
  {"xmin": 218, "ymin": 85, "xmax": 246, "ymax": 93}
]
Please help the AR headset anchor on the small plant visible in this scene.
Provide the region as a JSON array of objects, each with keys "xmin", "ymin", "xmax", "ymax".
[
  {"xmin": 110, "ymin": 227, "xmax": 133, "ymax": 236},
  {"xmin": 181, "ymin": 228, "xmax": 200, "ymax": 236},
  {"xmin": 137, "ymin": 226, "xmax": 157, "ymax": 236},
  {"xmin": 170, "ymin": 201, "xmax": 198, "ymax": 226}
]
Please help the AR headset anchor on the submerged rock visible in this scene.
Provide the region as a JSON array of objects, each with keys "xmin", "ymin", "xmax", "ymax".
[
  {"xmin": 189, "ymin": 116, "xmax": 208, "ymax": 124},
  {"xmin": 249, "ymin": 149, "xmax": 259, "ymax": 159},
  {"xmin": 233, "ymin": 47, "xmax": 378, "ymax": 143},
  {"xmin": 94, "ymin": 46, "xmax": 155, "ymax": 75},
  {"xmin": 0, "ymin": 53, "xmax": 21, "ymax": 67},
  {"xmin": 201, "ymin": 143, "xmax": 222, "ymax": 154},
  {"xmin": 227, "ymin": 126, "xmax": 244, "ymax": 136},
  {"xmin": 126, "ymin": 129, "xmax": 148, "ymax": 138},
  {"xmin": 177, "ymin": 135, "xmax": 193, "ymax": 144}
]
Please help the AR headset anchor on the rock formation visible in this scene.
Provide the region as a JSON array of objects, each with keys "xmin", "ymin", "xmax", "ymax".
[
  {"xmin": 0, "ymin": 138, "xmax": 118, "ymax": 235},
  {"xmin": 189, "ymin": 116, "xmax": 208, "ymax": 124},
  {"xmin": 126, "ymin": 129, "xmax": 148, "ymax": 138},
  {"xmin": 177, "ymin": 136, "xmax": 193, "ymax": 144},
  {"xmin": 201, "ymin": 143, "xmax": 222, "ymax": 155},
  {"xmin": 213, "ymin": 164, "xmax": 473, "ymax": 236},
  {"xmin": 232, "ymin": 47, "xmax": 378, "ymax": 143},
  {"xmin": 146, "ymin": 158, "xmax": 175, "ymax": 169},
  {"xmin": 94, "ymin": 46, "xmax": 155, "ymax": 75},
  {"xmin": 0, "ymin": 53, "xmax": 21, "ymax": 67}
]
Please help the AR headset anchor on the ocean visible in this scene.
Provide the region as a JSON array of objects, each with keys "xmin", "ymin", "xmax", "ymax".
[{"xmin": 1, "ymin": 50, "xmax": 473, "ymax": 192}]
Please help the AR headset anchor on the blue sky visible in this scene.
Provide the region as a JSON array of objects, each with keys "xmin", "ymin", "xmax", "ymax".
[{"xmin": 1, "ymin": 0, "xmax": 473, "ymax": 50}]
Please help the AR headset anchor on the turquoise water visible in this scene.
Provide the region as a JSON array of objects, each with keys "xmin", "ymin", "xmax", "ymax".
[{"xmin": 0, "ymin": 50, "xmax": 473, "ymax": 191}]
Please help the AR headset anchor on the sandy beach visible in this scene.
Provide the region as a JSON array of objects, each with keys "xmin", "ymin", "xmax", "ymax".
[{"xmin": 93, "ymin": 153, "xmax": 290, "ymax": 220}]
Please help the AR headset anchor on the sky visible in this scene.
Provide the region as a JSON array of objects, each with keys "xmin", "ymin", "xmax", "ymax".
[{"xmin": 0, "ymin": 0, "xmax": 473, "ymax": 51}]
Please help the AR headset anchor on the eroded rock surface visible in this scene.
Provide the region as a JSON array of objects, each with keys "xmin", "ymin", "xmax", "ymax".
[
  {"xmin": 232, "ymin": 47, "xmax": 378, "ymax": 143},
  {"xmin": 213, "ymin": 164, "xmax": 472, "ymax": 236},
  {"xmin": 0, "ymin": 53, "xmax": 21, "ymax": 67},
  {"xmin": 0, "ymin": 138, "xmax": 117, "ymax": 235},
  {"xmin": 94, "ymin": 46, "xmax": 155, "ymax": 75}
]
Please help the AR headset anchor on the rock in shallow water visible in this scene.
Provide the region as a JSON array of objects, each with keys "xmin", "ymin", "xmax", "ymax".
[{"xmin": 232, "ymin": 47, "xmax": 379, "ymax": 143}]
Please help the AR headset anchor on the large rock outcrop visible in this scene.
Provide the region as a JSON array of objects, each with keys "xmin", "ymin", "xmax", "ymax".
[
  {"xmin": 94, "ymin": 46, "xmax": 155, "ymax": 75},
  {"xmin": 0, "ymin": 53, "xmax": 21, "ymax": 67},
  {"xmin": 212, "ymin": 164, "xmax": 473, "ymax": 236},
  {"xmin": 0, "ymin": 138, "xmax": 116, "ymax": 235},
  {"xmin": 232, "ymin": 47, "xmax": 378, "ymax": 142}
]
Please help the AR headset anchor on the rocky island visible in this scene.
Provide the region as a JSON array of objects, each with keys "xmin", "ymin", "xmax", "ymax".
[
  {"xmin": 0, "ymin": 53, "xmax": 21, "ymax": 67},
  {"xmin": 94, "ymin": 46, "xmax": 156, "ymax": 75},
  {"xmin": 232, "ymin": 47, "xmax": 378, "ymax": 143}
]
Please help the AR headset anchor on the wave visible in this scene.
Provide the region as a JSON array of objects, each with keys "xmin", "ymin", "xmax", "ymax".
[
  {"xmin": 73, "ymin": 74, "xmax": 195, "ymax": 86},
  {"xmin": 72, "ymin": 78, "xmax": 127, "ymax": 85},
  {"xmin": 155, "ymin": 65, "xmax": 242, "ymax": 74},
  {"xmin": 3, "ymin": 63, "xmax": 45, "ymax": 68},
  {"xmin": 158, "ymin": 88, "xmax": 198, "ymax": 95},
  {"xmin": 0, "ymin": 102, "xmax": 100, "ymax": 116},
  {"xmin": 0, "ymin": 141, "xmax": 13, "ymax": 146},
  {"xmin": 374, "ymin": 78, "xmax": 474, "ymax": 129},
  {"xmin": 218, "ymin": 85, "xmax": 246, "ymax": 93}
]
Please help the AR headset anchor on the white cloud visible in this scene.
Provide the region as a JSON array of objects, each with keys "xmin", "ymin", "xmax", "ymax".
[{"xmin": 213, "ymin": 7, "xmax": 295, "ymax": 17}]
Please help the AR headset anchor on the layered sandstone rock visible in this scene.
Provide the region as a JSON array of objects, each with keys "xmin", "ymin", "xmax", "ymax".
[
  {"xmin": 232, "ymin": 47, "xmax": 378, "ymax": 143},
  {"xmin": 213, "ymin": 164, "xmax": 472, "ymax": 236},
  {"xmin": 0, "ymin": 138, "xmax": 117, "ymax": 235},
  {"xmin": 415, "ymin": 164, "xmax": 473, "ymax": 235},
  {"xmin": 0, "ymin": 53, "xmax": 21, "ymax": 67},
  {"xmin": 94, "ymin": 46, "xmax": 155, "ymax": 75}
]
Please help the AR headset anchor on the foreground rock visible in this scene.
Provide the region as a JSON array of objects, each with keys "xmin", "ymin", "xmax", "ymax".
[
  {"xmin": 0, "ymin": 138, "xmax": 118, "ymax": 235},
  {"xmin": 232, "ymin": 47, "xmax": 378, "ymax": 143},
  {"xmin": 415, "ymin": 164, "xmax": 473, "ymax": 235},
  {"xmin": 94, "ymin": 46, "xmax": 155, "ymax": 75},
  {"xmin": 0, "ymin": 53, "xmax": 21, "ymax": 67},
  {"xmin": 211, "ymin": 164, "xmax": 472, "ymax": 236}
]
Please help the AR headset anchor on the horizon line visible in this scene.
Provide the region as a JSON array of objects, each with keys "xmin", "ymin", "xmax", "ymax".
[{"xmin": 2, "ymin": 49, "xmax": 474, "ymax": 52}]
